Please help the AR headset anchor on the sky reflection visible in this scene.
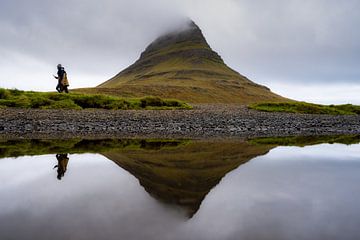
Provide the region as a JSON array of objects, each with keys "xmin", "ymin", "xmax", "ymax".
[{"xmin": 1, "ymin": 143, "xmax": 360, "ymax": 240}]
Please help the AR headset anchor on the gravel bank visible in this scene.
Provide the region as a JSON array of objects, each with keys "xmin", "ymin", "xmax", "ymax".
[{"xmin": 1, "ymin": 104, "xmax": 360, "ymax": 139}]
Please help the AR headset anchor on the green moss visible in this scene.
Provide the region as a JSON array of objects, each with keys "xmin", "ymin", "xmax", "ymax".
[
  {"xmin": 72, "ymin": 94, "xmax": 124, "ymax": 109},
  {"xmin": 0, "ymin": 88, "xmax": 192, "ymax": 110},
  {"xmin": 0, "ymin": 88, "xmax": 11, "ymax": 99},
  {"xmin": 30, "ymin": 96, "xmax": 53, "ymax": 108},
  {"xmin": 9, "ymin": 88, "xmax": 24, "ymax": 96},
  {"xmin": 249, "ymin": 102, "xmax": 360, "ymax": 115},
  {"xmin": 138, "ymin": 96, "xmax": 191, "ymax": 109},
  {"xmin": 333, "ymin": 104, "xmax": 360, "ymax": 114},
  {"xmin": 43, "ymin": 99, "xmax": 82, "ymax": 110},
  {"xmin": 0, "ymin": 139, "xmax": 189, "ymax": 158},
  {"xmin": 249, "ymin": 135, "xmax": 360, "ymax": 147},
  {"xmin": 140, "ymin": 96, "xmax": 164, "ymax": 107},
  {"xmin": 0, "ymin": 95, "xmax": 31, "ymax": 108}
]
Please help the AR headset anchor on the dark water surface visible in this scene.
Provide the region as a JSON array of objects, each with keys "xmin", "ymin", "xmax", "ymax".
[{"xmin": 1, "ymin": 138, "xmax": 360, "ymax": 240}]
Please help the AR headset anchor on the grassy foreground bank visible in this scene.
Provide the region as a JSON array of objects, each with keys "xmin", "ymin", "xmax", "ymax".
[
  {"xmin": 249, "ymin": 135, "xmax": 360, "ymax": 146},
  {"xmin": 2, "ymin": 135, "xmax": 360, "ymax": 158},
  {"xmin": 0, "ymin": 88, "xmax": 191, "ymax": 110},
  {"xmin": 0, "ymin": 139, "xmax": 189, "ymax": 158},
  {"xmin": 249, "ymin": 102, "xmax": 360, "ymax": 115}
]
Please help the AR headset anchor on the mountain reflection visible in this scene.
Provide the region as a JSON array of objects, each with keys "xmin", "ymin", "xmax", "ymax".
[
  {"xmin": 1, "ymin": 135, "xmax": 359, "ymax": 218},
  {"xmin": 103, "ymin": 141, "xmax": 272, "ymax": 217}
]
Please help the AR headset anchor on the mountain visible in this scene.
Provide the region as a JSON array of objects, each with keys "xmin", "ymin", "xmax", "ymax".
[
  {"xmin": 103, "ymin": 140, "xmax": 273, "ymax": 218},
  {"xmin": 85, "ymin": 20, "xmax": 287, "ymax": 103}
]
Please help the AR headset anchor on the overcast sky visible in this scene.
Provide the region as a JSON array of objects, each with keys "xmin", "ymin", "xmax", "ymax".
[{"xmin": 1, "ymin": 0, "xmax": 359, "ymax": 104}]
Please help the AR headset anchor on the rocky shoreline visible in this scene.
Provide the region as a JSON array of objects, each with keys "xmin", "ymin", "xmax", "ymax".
[{"xmin": 1, "ymin": 104, "xmax": 360, "ymax": 139}]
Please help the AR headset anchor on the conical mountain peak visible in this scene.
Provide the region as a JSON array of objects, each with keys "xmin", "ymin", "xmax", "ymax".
[
  {"xmin": 96, "ymin": 20, "xmax": 287, "ymax": 104},
  {"xmin": 135, "ymin": 19, "xmax": 224, "ymax": 67},
  {"xmin": 142, "ymin": 20, "xmax": 210, "ymax": 57}
]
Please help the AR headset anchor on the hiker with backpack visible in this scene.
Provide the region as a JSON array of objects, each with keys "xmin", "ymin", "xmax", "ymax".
[{"xmin": 53, "ymin": 64, "xmax": 69, "ymax": 93}]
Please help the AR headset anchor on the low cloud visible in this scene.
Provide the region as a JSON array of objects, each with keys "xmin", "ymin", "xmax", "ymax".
[{"xmin": 0, "ymin": 0, "xmax": 359, "ymax": 101}]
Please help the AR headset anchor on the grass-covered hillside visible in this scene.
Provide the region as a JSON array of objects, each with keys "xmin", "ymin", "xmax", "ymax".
[
  {"xmin": 0, "ymin": 139, "xmax": 189, "ymax": 158},
  {"xmin": 0, "ymin": 88, "xmax": 191, "ymax": 110},
  {"xmin": 249, "ymin": 102, "xmax": 360, "ymax": 115},
  {"xmin": 88, "ymin": 21, "xmax": 287, "ymax": 104},
  {"xmin": 249, "ymin": 135, "xmax": 360, "ymax": 146}
]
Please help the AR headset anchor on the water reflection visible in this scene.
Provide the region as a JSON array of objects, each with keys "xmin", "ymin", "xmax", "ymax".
[
  {"xmin": 1, "ymin": 136, "xmax": 360, "ymax": 240},
  {"xmin": 1, "ymin": 136, "xmax": 360, "ymax": 217},
  {"xmin": 104, "ymin": 141, "xmax": 272, "ymax": 217},
  {"xmin": 0, "ymin": 138, "xmax": 274, "ymax": 217},
  {"xmin": 54, "ymin": 154, "xmax": 69, "ymax": 180}
]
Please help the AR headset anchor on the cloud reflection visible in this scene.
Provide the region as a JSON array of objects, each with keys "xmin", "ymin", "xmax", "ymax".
[{"xmin": 1, "ymin": 143, "xmax": 360, "ymax": 240}]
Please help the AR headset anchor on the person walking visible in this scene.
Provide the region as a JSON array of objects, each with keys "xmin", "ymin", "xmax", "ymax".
[{"xmin": 54, "ymin": 64, "xmax": 69, "ymax": 93}]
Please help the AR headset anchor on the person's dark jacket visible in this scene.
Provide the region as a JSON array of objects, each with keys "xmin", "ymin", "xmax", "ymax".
[{"xmin": 57, "ymin": 67, "xmax": 65, "ymax": 82}]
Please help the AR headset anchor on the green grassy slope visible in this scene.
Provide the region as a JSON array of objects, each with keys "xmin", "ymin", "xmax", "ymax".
[
  {"xmin": 249, "ymin": 102, "xmax": 360, "ymax": 115},
  {"xmin": 80, "ymin": 21, "xmax": 288, "ymax": 104},
  {"xmin": 0, "ymin": 139, "xmax": 188, "ymax": 158},
  {"xmin": 249, "ymin": 135, "xmax": 360, "ymax": 146},
  {"xmin": 0, "ymin": 88, "xmax": 191, "ymax": 110}
]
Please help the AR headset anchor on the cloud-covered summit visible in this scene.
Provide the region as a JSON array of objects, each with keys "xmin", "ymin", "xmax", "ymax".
[{"xmin": 0, "ymin": 0, "xmax": 359, "ymax": 103}]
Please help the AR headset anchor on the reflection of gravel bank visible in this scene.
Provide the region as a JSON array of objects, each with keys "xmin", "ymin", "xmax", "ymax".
[{"xmin": 1, "ymin": 104, "xmax": 360, "ymax": 139}]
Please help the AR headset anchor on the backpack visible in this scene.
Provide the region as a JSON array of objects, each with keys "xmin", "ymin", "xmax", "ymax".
[{"xmin": 61, "ymin": 72, "xmax": 69, "ymax": 86}]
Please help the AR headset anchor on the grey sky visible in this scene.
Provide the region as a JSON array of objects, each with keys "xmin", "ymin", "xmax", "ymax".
[{"xmin": 1, "ymin": 0, "xmax": 359, "ymax": 103}]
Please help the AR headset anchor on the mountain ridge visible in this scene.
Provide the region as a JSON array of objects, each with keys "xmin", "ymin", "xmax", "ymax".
[{"xmin": 89, "ymin": 20, "xmax": 288, "ymax": 103}]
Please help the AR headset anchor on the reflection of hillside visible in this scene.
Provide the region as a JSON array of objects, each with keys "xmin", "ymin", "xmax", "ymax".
[
  {"xmin": 103, "ymin": 141, "xmax": 273, "ymax": 217},
  {"xmin": 3, "ymin": 136, "xmax": 358, "ymax": 218},
  {"xmin": 249, "ymin": 135, "xmax": 360, "ymax": 146},
  {"xmin": 0, "ymin": 139, "xmax": 187, "ymax": 158}
]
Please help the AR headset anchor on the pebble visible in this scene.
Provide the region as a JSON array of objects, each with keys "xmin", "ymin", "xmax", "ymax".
[{"xmin": 1, "ymin": 104, "xmax": 360, "ymax": 139}]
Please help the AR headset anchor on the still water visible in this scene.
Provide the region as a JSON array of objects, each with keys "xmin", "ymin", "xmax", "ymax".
[{"xmin": 1, "ymin": 138, "xmax": 360, "ymax": 240}]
